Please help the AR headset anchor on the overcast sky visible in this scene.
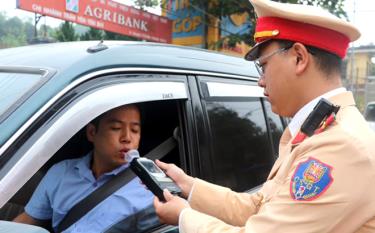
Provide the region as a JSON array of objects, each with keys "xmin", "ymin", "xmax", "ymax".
[{"xmin": 1, "ymin": 0, "xmax": 375, "ymax": 46}]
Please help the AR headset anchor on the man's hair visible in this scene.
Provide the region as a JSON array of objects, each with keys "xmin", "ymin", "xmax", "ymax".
[
  {"xmin": 90, "ymin": 112, "xmax": 105, "ymax": 130},
  {"xmin": 275, "ymin": 40, "xmax": 342, "ymax": 77},
  {"xmin": 89, "ymin": 104, "xmax": 141, "ymax": 131}
]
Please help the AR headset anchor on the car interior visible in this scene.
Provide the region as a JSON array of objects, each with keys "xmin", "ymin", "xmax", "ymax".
[{"xmin": 0, "ymin": 100, "xmax": 184, "ymax": 232}]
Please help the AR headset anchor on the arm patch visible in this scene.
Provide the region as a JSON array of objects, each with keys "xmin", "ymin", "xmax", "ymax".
[{"xmin": 290, "ymin": 157, "xmax": 333, "ymax": 201}]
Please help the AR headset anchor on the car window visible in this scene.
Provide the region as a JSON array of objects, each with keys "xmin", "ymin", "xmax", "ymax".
[
  {"xmin": 365, "ymin": 103, "xmax": 375, "ymax": 121},
  {"xmin": 0, "ymin": 72, "xmax": 43, "ymax": 122},
  {"xmin": 198, "ymin": 78, "xmax": 276, "ymax": 192},
  {"xmin": 263, "ymin": 100, "xmax": 284, "ymax": 155},
  {"xmin": 205, "ymin": 99, "xmax": 274, "ymax": 191},
  {"xmin": 0, "ymin": 74, "xmax": 188, "ymax": 230}
]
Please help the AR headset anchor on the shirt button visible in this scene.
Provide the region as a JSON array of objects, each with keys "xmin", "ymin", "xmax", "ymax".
[{"xmin": 93, "ymin": 182, "xmax": 98, "ymax": 187}]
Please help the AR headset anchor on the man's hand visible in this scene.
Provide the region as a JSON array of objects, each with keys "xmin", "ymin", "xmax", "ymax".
[
  {"xmin": 155, "ymin": 160, "xmax": 194, "ymax": 198},
  {"xmin": 154, "ymin": 189, "xmax": 190, "ymax": 225}
]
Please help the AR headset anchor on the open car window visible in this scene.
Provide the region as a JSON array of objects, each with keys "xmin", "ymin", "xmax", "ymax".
[
  {"xmin": 0, "ymin": 76, "xmax": 188, "ymax": 204},
  {"xmin": 0, "ymin": 73, "xmax": 189, "ymax": 233}
]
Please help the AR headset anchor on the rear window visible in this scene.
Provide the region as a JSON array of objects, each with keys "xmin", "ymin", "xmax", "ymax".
[
  {"xmin": 0, "ymin": 72, "xmax": 43, "ymax": 122},
  {"xmin": 205, "ymin": 99, "xmax": 275, "ymax": 192}
]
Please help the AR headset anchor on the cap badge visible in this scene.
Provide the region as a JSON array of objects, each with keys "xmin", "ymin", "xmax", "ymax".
[{"xmin": 254, "ymin": 29, "xmax": 279, "ymax": 40}]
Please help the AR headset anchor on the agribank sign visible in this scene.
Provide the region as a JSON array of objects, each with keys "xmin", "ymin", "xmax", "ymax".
[{"xmin": 17, "ymin": 0, "xmax": 172, "ymax": 43}]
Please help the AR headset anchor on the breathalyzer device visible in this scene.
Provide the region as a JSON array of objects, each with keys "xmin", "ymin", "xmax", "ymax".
[{"xmin": 125, "ymin": 150, "xmax": 182, "ymax": 202}]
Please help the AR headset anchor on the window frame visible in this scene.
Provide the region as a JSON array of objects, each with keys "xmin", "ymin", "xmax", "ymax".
[
  {"xmin": 0, "ymin": 72, "xmax": 189, "ymax": 208},
  {"xmin": 194, "ymin": 76, "xmax": 277, "ymax": 189}
]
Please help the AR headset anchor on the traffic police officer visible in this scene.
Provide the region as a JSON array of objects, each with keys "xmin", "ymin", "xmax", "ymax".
[{"xmin": 153, "ymin": 0, "xmax": 375, "ymax": 232}]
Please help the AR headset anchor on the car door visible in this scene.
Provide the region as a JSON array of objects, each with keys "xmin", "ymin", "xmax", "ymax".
[
  {"xmin": 0, "ymin": 71, "xmax": 190, "ymax": 231},
  {"xmin": 192, "ymin": 76, "xmax": 284, "ymax": 192},
  {"xmin": 150, "ymin": 75, "xmax": 286, "ymax": 233}
]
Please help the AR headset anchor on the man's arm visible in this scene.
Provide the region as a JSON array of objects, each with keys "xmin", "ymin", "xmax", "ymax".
[{"xmin": 13, "ymin": 212, "xmax": 48, "ymax": 227}]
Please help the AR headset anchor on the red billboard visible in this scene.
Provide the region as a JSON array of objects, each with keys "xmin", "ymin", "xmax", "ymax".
[{"xmin": 17, "ymin": 0, "xmax": 172, "ymax": 43}]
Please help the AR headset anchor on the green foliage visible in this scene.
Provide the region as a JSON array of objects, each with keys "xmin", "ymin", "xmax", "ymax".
[
  {"xmin": 80, "ymin": 27, "xmax": 104, "ymax": 41},
  {"xmin": 0, "ymin": 12, "xmax": 140, "ymax": 48},
  {"xmin": 0, "ymin": 12, "xmax": 32, "ymax": 48},
  {"xmin": 104, "ymin": 31, "xmax": 140, "ymax": 41},
  {"xmin": 55, "ymin": 21, "xmax": 78, "ymax": 42},
  {"xmin": 39, "ymin": 24, "xmax": 55, "ymax": 38},
  {"xmin": 191, "ymin": 0, "xmax": 347, "ymax": 48},
  {"xmin": 78, "ymin": 26, "xmax": 140, "ymax": 41},
  {"xmin": 80, "ymin": 28, "xmax": 139, "ymax": 41}
]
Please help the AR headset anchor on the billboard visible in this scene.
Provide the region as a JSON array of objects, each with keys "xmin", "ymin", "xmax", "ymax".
[
  {"xmin": 220, "ymin": 13, "xmax": 252, "ymax": 56},
  {"xmin": 17, "ymin": 0, "xmax": 172, "ymax": 43},
  {"xmin": 163, "ymin": 0, "xmax": 204, "ymax": 47}
]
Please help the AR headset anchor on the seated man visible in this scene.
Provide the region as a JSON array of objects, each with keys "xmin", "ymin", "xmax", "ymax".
[{"xmin": 14, "ymin": 104, "xmax": 156, "ymax": 232}]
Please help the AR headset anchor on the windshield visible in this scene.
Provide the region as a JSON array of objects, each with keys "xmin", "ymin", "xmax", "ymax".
[{"xmin": 0, "ymin": 72, "xmax": 43, "ymax": 122}]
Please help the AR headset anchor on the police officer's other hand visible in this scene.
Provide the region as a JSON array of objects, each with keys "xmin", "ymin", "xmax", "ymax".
[
  {"xmin": 155, "ymin": 160, "xmax": 194, "ymax": 198},
  {"xmin": 154, "ymin": 189, "xmax": 190, "ymax": 225}
]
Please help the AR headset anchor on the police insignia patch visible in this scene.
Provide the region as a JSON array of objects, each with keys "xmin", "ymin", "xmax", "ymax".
[{"xmin": 290, "ymin": 157, "xmax": 333, "ymax": 201}]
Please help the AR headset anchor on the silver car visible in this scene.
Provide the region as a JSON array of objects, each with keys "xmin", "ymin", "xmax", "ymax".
[{"xmin": 364, "ymin": 102, "xmax": 375, "ymax": 131}]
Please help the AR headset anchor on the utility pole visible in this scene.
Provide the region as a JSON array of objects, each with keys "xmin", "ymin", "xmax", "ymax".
[{"xmin": 34, "ymin": 13, "xmax": 44, "ymax": 38}]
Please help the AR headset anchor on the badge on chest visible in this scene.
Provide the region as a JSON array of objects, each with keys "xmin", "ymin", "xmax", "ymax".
[{"xmin": 290, "ymin": 157, "xmax": 333, "ymax": 201}]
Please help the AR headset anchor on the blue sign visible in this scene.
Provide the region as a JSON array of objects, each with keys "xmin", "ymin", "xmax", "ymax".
[
  {"xmin": 164, "ymin": 0, "xmax": 204, "ymax": 40},
  {"xmin": 220, "ymin": 14, "xmax": 251, "ymax": 37}
]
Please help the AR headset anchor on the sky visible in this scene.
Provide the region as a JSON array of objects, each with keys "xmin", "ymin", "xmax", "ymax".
[{"xmin": 1, "ymin": 0, "xmax": 375, "ymax": 46}]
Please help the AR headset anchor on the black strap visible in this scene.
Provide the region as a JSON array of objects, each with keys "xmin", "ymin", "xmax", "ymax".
[{"xmin": 57, "ymin": 135, "xmax": 177, "ymax": 232}]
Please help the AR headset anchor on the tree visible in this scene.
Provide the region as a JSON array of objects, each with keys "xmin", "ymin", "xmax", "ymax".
[
  {"xmin": 189, "ymin": 0, "xmax": 347, "ymax": 48},
  {"xmin": 80, "ymin": 27, "xmax": 104, "ymax": 41},
  {"xmin": 104, "ymin": 31, "xmax": 140, "ymax": 41},
  {"xmin": 77, "ymin": 26, "xmax": 140, "ymax": 41},
  {"xmin": 55, "ymin": 21, "xmax": 78, "ymax": 42},
  {"xmin": 0, "ymin": 13, "xmax": 29, "ymax": 48}
]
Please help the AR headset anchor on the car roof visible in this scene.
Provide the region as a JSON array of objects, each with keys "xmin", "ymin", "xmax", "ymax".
[
  {"xmin": 0, "ymin": 41, "xmax": 258, "ymax": 80},
  {"xmin": 0, "ymin": 41, "xmax": 259, "ymax": 148}
]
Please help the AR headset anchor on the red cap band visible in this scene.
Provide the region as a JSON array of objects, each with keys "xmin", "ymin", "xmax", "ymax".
[{"xmin": 255, "ymin": 17, "xmax": 350, "ymax": 58}]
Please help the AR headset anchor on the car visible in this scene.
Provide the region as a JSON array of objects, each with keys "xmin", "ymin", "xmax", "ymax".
[
  {"xmin": 0, "ymin": 41, "xmax": 286, "ymax": 232},
  {"xmin": 364, "ymin": 101, "xmax": 375, "ymax": 131}
]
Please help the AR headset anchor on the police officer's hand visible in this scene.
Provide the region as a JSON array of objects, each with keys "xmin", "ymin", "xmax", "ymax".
[
  {"xmin": 153, "ymin": 189, "xmax": 190, "ymax": 225},
  {"xmin": 155, "ymin": 160, "xmax": 194, "ymax": 198}
]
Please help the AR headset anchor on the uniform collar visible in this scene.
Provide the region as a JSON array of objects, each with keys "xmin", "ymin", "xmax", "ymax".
[{"xmin": 288, "ymin": 87, "xmax": 347, "ymax": 138}]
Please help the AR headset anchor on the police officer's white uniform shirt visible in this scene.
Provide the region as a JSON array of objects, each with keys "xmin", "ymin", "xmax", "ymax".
[{"xmin": 288, "ymin": 87, "xmax": 347, "ymax": 137}]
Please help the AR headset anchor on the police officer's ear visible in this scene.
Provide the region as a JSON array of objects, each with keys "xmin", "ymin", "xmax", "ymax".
[{"xmin": 290, "ymin": 42, "xmax": 310, "ymax": 75}]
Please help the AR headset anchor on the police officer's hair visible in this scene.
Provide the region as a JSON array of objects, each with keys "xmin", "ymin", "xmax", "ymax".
[{"xmin": 276, "ymin": 40, "xmax": 342, "ymax": 77}]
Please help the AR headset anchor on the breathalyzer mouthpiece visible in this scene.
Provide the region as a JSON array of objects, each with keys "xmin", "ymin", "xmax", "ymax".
[{"xmin": 124, "ymin": 149, "xmax": 140, "ymax": 162}]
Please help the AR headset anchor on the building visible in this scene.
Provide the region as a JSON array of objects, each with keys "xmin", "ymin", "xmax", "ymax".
[
  {"xmin": 346, "ymin": 45, "xmax": 375, "ymax": 111},
  {"xmin": 161, "ymin": 0, "xmax": 252, "ymax": 57}
]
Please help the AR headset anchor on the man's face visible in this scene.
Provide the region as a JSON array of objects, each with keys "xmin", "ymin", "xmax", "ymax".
[
  {"xmin": 257, "ymin": 42, "xmax": 295, "ymax": 117},
  {"xmin": 87, "ymin": 105, "xmax": 141, "ymax": 170}
]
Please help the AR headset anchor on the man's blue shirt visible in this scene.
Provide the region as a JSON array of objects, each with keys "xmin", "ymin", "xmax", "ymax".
[{"xmin": 25, "ymin": 153, "xmax": 154, "ymax": 233}]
